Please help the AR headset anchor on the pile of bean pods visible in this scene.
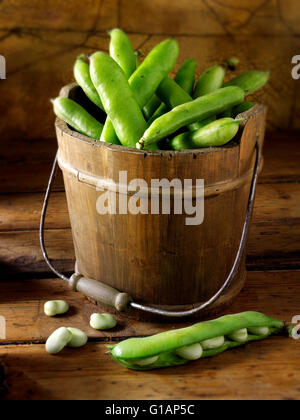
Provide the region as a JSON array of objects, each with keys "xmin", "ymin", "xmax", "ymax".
[
  {"xmin": 52, "ymin": 28, "xmax": 269, "ymax": 151},
  {"xmin": 108, "ymin": 312, "xmax": 284, "ymax": 370}
]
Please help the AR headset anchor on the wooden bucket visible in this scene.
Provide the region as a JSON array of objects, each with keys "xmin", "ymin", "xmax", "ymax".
[{"xmin": 55, "ymin": 83, "xmax": 267, "ymax": 321}]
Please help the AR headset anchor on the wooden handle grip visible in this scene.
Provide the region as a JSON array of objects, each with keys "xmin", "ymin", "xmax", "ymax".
[{"xmin": 69, "ymin": 274, "xmax": 132, "ymax": 312}]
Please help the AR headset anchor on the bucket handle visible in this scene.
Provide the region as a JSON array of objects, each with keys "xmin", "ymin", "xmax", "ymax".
[{"xmin": 40, "ymin": 140, "xmax": 261, "ymax": 318}]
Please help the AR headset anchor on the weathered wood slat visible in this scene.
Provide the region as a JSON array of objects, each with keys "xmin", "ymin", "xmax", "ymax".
[
  {"xmin": 1, "ymin": 183, "xmax": 299, "ymax": 231},
  {"xmin": 0, "ymin": 271, "xmax": 298, "ymax": 342},
  {"xmin": 120, "ymin": 0, "xmax": 300, "ymax": 36},
  {"xmin": 1, "ymin": 337, "xmax": 299, "ymax": 400}
]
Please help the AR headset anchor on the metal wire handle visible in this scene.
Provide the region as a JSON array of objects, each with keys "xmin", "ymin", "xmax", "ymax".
[{"xmin": 40, "ymin": 140, "xmax": 261, "ymax": 317}]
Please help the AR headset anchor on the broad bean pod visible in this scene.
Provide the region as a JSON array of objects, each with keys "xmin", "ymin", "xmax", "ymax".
[
  {"xmin": 193, "ymin": 65, "xmax": 226, "ymax": 98},
  {"xmin": 109, "ymin": 28, "xmax": 136, "ymax": 79},
  {"xmin": 108, "ymin": 312, "xmax": 284, "ymax": 370},
  {"xmin": 52, "ymin": 97, "xmax": 103, "ymax": 140},
  {"xmin": 137, "ymin": 86, "xmax": 245, "ymax": 149},
  {"xmin": 101, "ymin": 37, "xmax": 177, "ymax": 146},
  {"xmin": 174, "ymin": 58, "xmax": 197, "ymax": 96},
  {"xmin": 101, "ymin": 28, "xmax": 136, "ymax": 144},
  {"xmin": 147, "ymin": 59, "xmax": 196, "ymax": 125},
  {"xmin": 90, "ymin": 52, "xmax": 148, "ymax": 148},
  {"xmin": 170, "ymin": 118, "xmax": 242, "ymax": 150},
  {"xmin": 73, "ymin": 55, "xmax": 103, "ymax": 110},
  {"xmin": 223, "ymin": 70, "xmax": 270, "ymax": 95},
  {"xmin": 155, "ymin": 78, "xmax": 212, "ymax": 132},
  {"xmin": 232, "ymin": 101, "xmax": 254, "ymax": 117}
]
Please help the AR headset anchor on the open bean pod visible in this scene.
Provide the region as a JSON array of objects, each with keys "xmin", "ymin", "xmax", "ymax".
[{"xmin": 108, "ymin": 312, "xmax": 284, "ymax": 370}]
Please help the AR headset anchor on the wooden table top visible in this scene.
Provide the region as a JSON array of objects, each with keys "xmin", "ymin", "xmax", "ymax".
[{"xmin": 0, "ymin": 132, "xmax": 299, "ymax": 400}]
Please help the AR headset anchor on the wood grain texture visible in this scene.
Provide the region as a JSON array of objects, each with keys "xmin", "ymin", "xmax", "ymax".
[
  {"xmin": 120, "ymin": 0, "xmax": 300, "ymax": 36},
  {"xmin": 0, "ymin": 131, "xmax": 299, "ymax": 194},
  {"xmin": 0, "ymin": 0, "xmax": 299, "ymax": 162},
  {"xmin": 1, "ymin": 338, "xmax": 299, "ymax": 400},
  {"xmin": 1, "ymin": 181, "xmax": 299, "ymax": 275},
  {"xmin": 0, "ymin": 270, "xmax": 299, "ymax": 343},
  {"xmin": 0, "ymin": 270, "xmax": 299, "ymax": 400}
]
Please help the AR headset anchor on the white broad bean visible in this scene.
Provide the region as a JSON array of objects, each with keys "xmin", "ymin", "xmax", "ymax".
[
  {"xmin": 90, "ymin": 313, "xmax": 117, "ymax": 330},
  {"xmin": 201, "ymin": 336, "xmax": 225, "ymax": 350},
  {"xmin": 46, "ymin": 327, "xmax": 72, "ymax": 354},
  {"xmin": 44, "ymin": 300, "xmax": 69, "ymax": 317},
  {"xmin": 133, "ymin": 356, "xmax": 159, "ymax": 366},
  {"xmin": 67, "ymin": 327, "xmax": 88, "ymax": 348},
  {"xmin": 248, "ymin": 326, "xmax": 270, "ymax": 336},
  {"xmin": 175, "ymin": 343, "xmax": 203, "ymax": 360},
  {"xmin": 228, "ymin": 328, "xmax": 248, "ymax": 343}
]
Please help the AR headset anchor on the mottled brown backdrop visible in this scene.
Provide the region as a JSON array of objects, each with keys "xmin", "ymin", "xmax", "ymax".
[{"xmin": 0, "ymin": 0, "xmax": 299, "ymax": 164}]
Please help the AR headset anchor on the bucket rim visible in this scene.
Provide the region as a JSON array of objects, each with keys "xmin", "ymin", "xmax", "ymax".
[{"xmin": 56, "ymin": 82, "xmax": 266, "ymax": 157}]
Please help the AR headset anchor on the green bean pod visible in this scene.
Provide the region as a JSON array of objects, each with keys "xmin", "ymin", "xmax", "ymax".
[
  {"xmin": 137, "ymin": 86, "xmax": 245, "ymax": 149},
  {"xmin": 101, "ymin": 29, "xmax": 137, "ymax": 145},
  {"xmin": 147, "ymin": 102, "xmax": 167, "ymax": 126},
  {"xmin": 223, "ymin": 70, "xmax": 270, "ymax": 95},
  {"xmin": 232, "ymin": 101, "xmax": 254, "ymax": 117},
  {"xmin": 188, "ymin": 116, "xmax": 216, "ymax": 132},
  {"xmin": 134, "ymin": 50, "xmax": 143, "ymax": 69},
  {"xmin": 193, "ymin": 64, "xmax": 226, "ymax": 99},
  {"xmin": 156, "ymin": 77, "xmax": 191, "ymax": 109},
  {"xmin": 129, "ymin": 38, "xmax": 179, "ymax": 107},
  {"xmin": 108, "ymin": 312, "xmax": 284, "ymax": 370},
  {"xmin": 109, "ymin": 28, "xmax": 136, "ymax": 79},
  {"xmin": 90, "ymin": 52, "xmax": 147, "ymax": 148},
  {"xmin": 170, "ymin": 117, "xmax": 241, "ymax": 150},
  {"xmin": 73, "ymin": 55, "xmax": 103, "ymax": 110},
  {"xmin": 100, "ymin": 120, "xmax": 121, "ymax": 145},
  {"xmin": 147, "ymin": 60, "xmax": 196, "ymax": 125},
  {"xmin": 143, "ymin": 95, "xmax": 162, "ymax": 120},
  {"xmin": 155, "ymin": 77, "xmax": 207, "ymax": 132},
  {"xmin": 174, "ymin": 58, "xmax": 197, "ymax": 96},
  {"xmin": 52, "ymin": 97, "xmax": 103, "ymax": 140},
  {"xmin": 102, "ymin": 37, "xmax": 178, "ymax": 145}
]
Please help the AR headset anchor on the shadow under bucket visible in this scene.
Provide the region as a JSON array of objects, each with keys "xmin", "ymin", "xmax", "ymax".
[{"xmin": 50, "ymin": 83, "xmax": 267, "ymax": 321}]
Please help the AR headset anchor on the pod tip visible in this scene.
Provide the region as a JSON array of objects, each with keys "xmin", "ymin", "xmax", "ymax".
[{"xmin": 136, "ymin": 140, "xmax": 144, "ymax": 150}]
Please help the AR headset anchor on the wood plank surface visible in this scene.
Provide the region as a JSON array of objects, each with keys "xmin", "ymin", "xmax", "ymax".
[
  {"xmin": 0, "ymin": 270, "xmax": 299, "ymax": 400},
  {"xmin": 0, "ymin": 271, "xmax": 298, "ymax": 342},
  {"xmin": 1, "ymin": 337, "xmax": 299, "ymax": 400}
]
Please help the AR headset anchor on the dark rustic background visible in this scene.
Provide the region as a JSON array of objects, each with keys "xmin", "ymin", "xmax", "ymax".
[{"xmin": 0, "ymin": 0, "xmax": 299, "ymax": 151}]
